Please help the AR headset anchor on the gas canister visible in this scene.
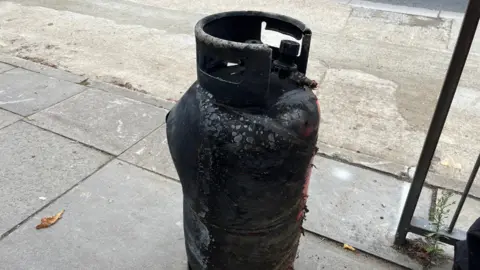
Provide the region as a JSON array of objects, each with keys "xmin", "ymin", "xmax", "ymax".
[{"xmin": 166, "ymin": 11, "xmax": 320, "ymax": 270}]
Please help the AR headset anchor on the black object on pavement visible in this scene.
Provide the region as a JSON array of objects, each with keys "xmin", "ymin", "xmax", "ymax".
[
  {"xmin": 453, "ymin": 217, "xmax": 480, "ymax": 270},
  {"xmin": 166, "ymin": 11, "xmax": 320, "ymax": 270}
]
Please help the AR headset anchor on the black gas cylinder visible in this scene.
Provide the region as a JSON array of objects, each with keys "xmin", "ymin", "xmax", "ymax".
[
  {"xmin": 166, "ymin": 11, "xmax": 320, "ymax": 270},
  {"xmin": 453, "ymin": 217, "xmax": 480, "ymax": 270}
]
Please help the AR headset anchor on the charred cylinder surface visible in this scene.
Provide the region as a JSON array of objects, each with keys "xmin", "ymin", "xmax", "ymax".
[{"xmin": 166, "ymin": 11, "xmax": 320, "ymax": 270}]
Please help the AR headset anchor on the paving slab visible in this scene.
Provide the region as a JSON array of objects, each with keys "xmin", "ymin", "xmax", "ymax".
[
  {"xmin": 317, "ymin": 141, "xmax": 409, "ymax": 178},
  {"xmin": 0, "ymin": 0, "xmax": 349, "ymax": 100},
  {"xmin": 315, "ymin": 68, "xmax": 426, "ymax": 170},
  {"xmin": 0, "ymin": 62, "xmax": 14, "ymax": 73},
  {"xmin": 0, "ymin": 160, "xmax": 186, "ymax": 269},
  {"xmin": 0, "ymin": 68, "xmax": 86, "ymax": 116},
  {"xmin": 0, "ymin": 108, "xmax": 21, "ymax": 129},
  {"xmin": 1, "ymin": 0, "xmax": 480, "ymax": 193},
  {"xmin": 6, "ymin": 0, "xmax": 203, "ymax": 36},
  {"xmin": 307, "ymin": 30, "xmax": 480, "ymax": 90},
  {"xmin": 314, "ymin": 66, "xmax": 480, "ymax": 193},
  {"xmin": 304, "ymin": 155, "xmax": 433, "ymax": 269},
  {"xmin": 426, "ymin": 171, "xmax": 480, "ymax": 199},
  {"xmin": 0, "ymin": 121, "xmax": 111, "ymax": 236},
  {"xmin": 120, "ymin": 124, "xmax": 178, "ymax": 180},
  {"xmin": 87, "ymin": 79, "xmax": 175, "ymax": 110},
  {"xmin": 0, "ymin": 54, "xmax": 87, "ymax": 83},
  {"xmin": 125, "ymin": 0, "xmax": 353, "ymax": 33},
  {"xmin": 295, "ymin": 232, "xmax": 402, "ymax": 270},
  {"xmin": 344, "ymin": 7, "xmax": 451, "ymax": 50},
  {"xmin": 349, "ymin": 0, "xmax": 440, "ymax": 17},
  {"xmin": 426, "ymin": 85, "xmax": 480, "ymax": 186},
  {"xmin": 439, "ymin": 11, "xmax": 464, "ymax": 20},
  {"xmin": 430, "ymin": 261, "xmax": 454, "ymax": 270},
  {"xmin": 28, "ymin": 88, "xmax": 167, "ymax": 155},
  {"xmin": 448, "ymin": 19, "xmax": 480, "ymax": 54},
  {"xmin": 0, "ymin": 160, "xmax": 402, "ymax": 269}
]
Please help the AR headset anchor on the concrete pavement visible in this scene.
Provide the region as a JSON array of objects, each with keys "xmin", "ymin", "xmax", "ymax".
[
  {"xmin": 351, "ymin": 0, "xmax": 467, "ymax": 13},
  {"xmin": 0, "ymin": 57, "xmax": 412, "ymax": 269},
  {"xmin": 0, "ymin": 0, "xmax": 479, "ymax": 198},
  {"xmin": 2, "ymin": 55, "xmax": 478, "ymax": 269},
  {"xmin": 1, "ymin": 0, "xmax": 480, "ymax": 268}
]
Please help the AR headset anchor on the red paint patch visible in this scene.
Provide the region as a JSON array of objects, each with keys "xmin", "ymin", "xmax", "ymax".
[
  {"xmin": 316, "ymin": 99, "xmax": 321, "ymax": 118},
  {"xmin": 297, "ymin": 157, "xmax": 314, "ymax": 221},
  {"xmin": 301, "ymin": 126, "xmax": 314, "ymax": 137}
]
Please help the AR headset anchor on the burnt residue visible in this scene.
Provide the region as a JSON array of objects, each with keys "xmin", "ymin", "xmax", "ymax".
[
  {"xmin": 194, "ymin": 10, "xmax": 313, "ymax": 108},
  {"xmin": 166, "ymin": 11, "xmax": 320, "ymax": 270},
  {"xmin": 167, "ymin": 83, "xmax": 319, "ymax": 270}
]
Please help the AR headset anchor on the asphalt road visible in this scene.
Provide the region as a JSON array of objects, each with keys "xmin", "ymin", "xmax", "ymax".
[{"xmin": 367, "ymin": 0, "xmax": 468, "ymax": 13}]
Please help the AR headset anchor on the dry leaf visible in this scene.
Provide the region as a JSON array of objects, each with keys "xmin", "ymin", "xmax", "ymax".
[
  {"xmin": 440, "ymin": 160, "xmax": 450, "ymax": 167},
  {"xmin": 36, "ymin": 210, "xmax": 65, "ymax": 229},
  {"xmin": 343, "ymin": 243, "xmax": 356, "ymax": 252},
  {"xmin": 440, "ymin": 158, "xmax": 462, "ymax": 169}
]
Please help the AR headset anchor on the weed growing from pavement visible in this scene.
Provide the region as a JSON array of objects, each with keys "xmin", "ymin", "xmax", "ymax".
[
  {"xmin": 424, "ymin": 190, "xmax": 456, "ymax": 265},
  {"xmin": 398, "ymin": 189, "xmax": 456, "ymax": 268}
]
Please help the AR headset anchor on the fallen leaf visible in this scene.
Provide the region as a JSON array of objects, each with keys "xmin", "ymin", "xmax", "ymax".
[
  {"xmin": 343, "ymin": 243, "xmax": 356, "ymax": 252},
  {"xmin": 440, "ymin": 158, "xmax": 462, "ymax": 169},
  {"xmin": 36, "ymin": 210, "xmax": 65, "ymax": 230}
]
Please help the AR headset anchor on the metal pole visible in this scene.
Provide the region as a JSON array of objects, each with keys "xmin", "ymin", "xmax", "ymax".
[
  {"xmin": 448, "ymin": 153, "xmax": 480, "ymax": 233},
  {"xmin": 394, "ymin": 0, "xmax": 480, "ymax": 246}
]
